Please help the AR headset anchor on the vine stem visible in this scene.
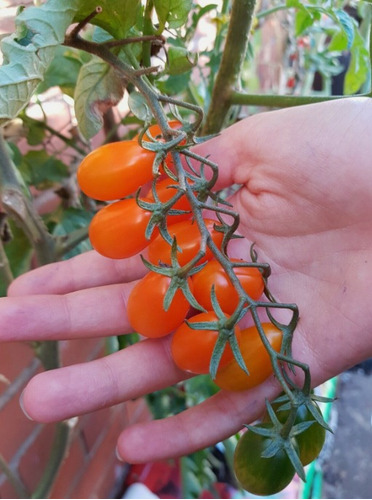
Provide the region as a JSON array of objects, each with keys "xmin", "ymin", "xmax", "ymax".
[
  {"xmin": 202, "ymin": 0, "xmax": 257, "ymax": 134},
  {"xmin": 0, "ymin": 454, "xmax": 29, "ymax": 499},
  {"xmin": 230, "ymin": 91, "xmax": 349, "ymax": 108}
]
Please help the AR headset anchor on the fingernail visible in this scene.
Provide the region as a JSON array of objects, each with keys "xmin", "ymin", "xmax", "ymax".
[
  {"xmin": 115, "ymin": 445, "xmax": 124, "ymax": 462},
  {"xmin": 19, "ymin": 390, "xmax": 34, "ymax": 421}
]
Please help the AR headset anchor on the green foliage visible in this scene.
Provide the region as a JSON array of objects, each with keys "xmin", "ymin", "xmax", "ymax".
[
  {"xmin": 74, "ymin": 56, "xmax": 124, "ymax": 139},
  {"xmin": 73, "ymin": 0, "xmax": 141, "ymax": 39},
  {"xmin": 154, "ymin": 0, "xmax": 193, "ymax": 30},
  {"xmin": 345, "ymin": 26, "xmax": 370, "ymax": 94},
  {"xmin": 37, "ymin": 46, "xmax": 82, "ymax": 97},
  {"xmin": 17, "ymin": 150, "xmax": 69, "ymax": 188},
  {"xmin": 50, "ymin": 207, "xmax": 93, "ymax": 258},
  {"xmin": 0, "ymin": 0, "xmax": 79, "ymax": 125},
  {"xmin": 3, "ymin": 220, "xmax": 33, "ymax": 281}
]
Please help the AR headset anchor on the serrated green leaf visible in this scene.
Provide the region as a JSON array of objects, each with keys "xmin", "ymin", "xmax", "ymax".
[
  {"xmin": 154, "ymin": 0, "xmax": 193, "ymax": 30},
  {"xmin": 0, "ymin": 0, "xmax": 79, "ymax": 125},
  {"xmin": 74, "ymin": 56, "xmax": 124, "ymax": 139},
  {"xmin": 73, "ymin": 0, "xmax": 141, "ymax": 39}
]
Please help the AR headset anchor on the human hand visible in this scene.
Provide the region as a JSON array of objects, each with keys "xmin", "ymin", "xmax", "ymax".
[{"xmin": 2, "ymin": 97, "xmax": 372, "ymax": 463}]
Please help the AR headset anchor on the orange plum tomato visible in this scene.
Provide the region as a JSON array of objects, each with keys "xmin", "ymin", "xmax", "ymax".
[
  {"xmin": 171, "ymin": 311, "xmax": 241, "ymax": 374},
  {"xmin": 148, "ymin": 219, "xmax": 223, "ymax": 267},
  {"xmin": 191, "ymin": 259, "xmax": 264, "ymax": 314},
  {"xmin": 77, "ymin": 140, "xmax": 155, "ymax": 201},
  {"xmin": 127, "ymin": 272, "xmax": 191, "ymax": 338},
  {"xmin": 214, "ymin": 323, "xmax": 282, "ymax": 391},
  {"xmin": 89, "ymin": 198, "xmax": 154, "ymax": 259}
]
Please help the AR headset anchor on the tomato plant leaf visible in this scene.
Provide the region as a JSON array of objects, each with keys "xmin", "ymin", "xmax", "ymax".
[
  {"xmin": 74, "ymin": 56, "xmax": 124, "ymax": 139},
  {"xmin": 0, "ymin": 0, "xmax": 78, "ymax": 125},
  {"xmin": 333, "ymin": 9, "xmax": 355, "ymax": 50},
  {"xmin": 344, "ymin": 27, "xmax": 370, "ymax": 94},
  {"xmin": 37, "ymin": 46, "xmax": 82, "ymax": 97},
  {"xmin": 19, "ymin": 150, "xmax": 69, "ymax": 187},
  {"xmin": 73, "ymin": 0, "xmax": 141, "ymax": 39},
  {"xmin": 51, "ymin": 207, "xmax": 92, "ymax": 258},
  {"xmin": 166, "ymin": 46, "xmax": 197, "ymax": 75},
  {"xmin": 128, "ymin": 91, "xmax": 152, "ymax": 123},
  {"xmin": 3, "ymin": 220, "xmax": 33, "ymax": 280},
  {"xmin": 154, "ymin": 0, "xmax": 193, "ymax": 30}
]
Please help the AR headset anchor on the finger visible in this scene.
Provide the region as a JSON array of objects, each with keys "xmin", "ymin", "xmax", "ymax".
[
  {"xmin": 21, "ymin": 336, "xmax": 188, "ymax": 423},
  {"xmin": 0, "ymin": 282, "xmax": 136, "ymax": 341},
  {"xmin": 8, "ymin": 251, "xmax": 147, "ymax": 296},
  {"xmin": 117, "ymin": 377, "xmax": 281, "ymax": 463}
]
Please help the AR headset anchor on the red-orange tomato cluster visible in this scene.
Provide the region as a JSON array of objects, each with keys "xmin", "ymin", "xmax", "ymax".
[{"xmin": 78, "ymin": 129, "xmax": 275, "ymax": 392}]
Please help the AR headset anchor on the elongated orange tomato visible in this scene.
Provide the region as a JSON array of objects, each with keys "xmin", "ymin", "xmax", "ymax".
[
  {"xmin": 192, "ymin": 259, "xmax": 264, "ymax": 314},
  {"xmin": 89, "ymin": 198, "xmax": 155, "ymax": 259},
  {"xmin": 148, "ymin": 219, "xmax": 224, "ymax": 266},
  {"xmin": 171, "ymin": 312, "xmax": 241, "ymax": 374},
  {"xmin": 127, "ymin": 272, "xmax": 191, "ymax": 338},
  {"xmin": 214, "ymin": 323, "xmax": 282, "ymax": 391},
  {"xmin": 77, "ymin": 141, "xmax": 155, "ymax": 201}
]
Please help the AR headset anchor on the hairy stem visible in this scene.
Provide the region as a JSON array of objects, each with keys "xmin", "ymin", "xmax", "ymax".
[{"xmin": 202, "ymin": 0, "xmax": 257, "ymax": 134}]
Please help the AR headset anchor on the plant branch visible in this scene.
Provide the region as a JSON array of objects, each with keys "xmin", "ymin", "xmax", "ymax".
[
  {"xmin": 31, "ymin": 421, "xmax": 71, "ymax": 499},
  {"xmin": 202, "ymin": 0, "xmax": 257, "ymax": 134},
  {"xmin": 230, "ymin": 91, "xmax": 350, "ymax": 108},
  {"xmin": 0, "ymin": 454, "xmax": 29, "ymax": 499}
]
